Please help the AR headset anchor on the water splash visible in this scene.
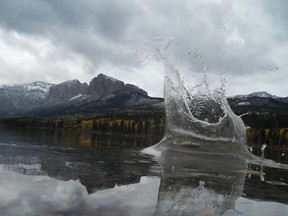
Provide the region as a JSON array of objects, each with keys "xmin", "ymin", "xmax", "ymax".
[
  {"xmin": 248, "ymin": 146, "xmax": 253, "ymax": 153},
  {"xmin": 143, "ymin": 55, "xmax": 248, "ymax": 158},
  {"xmin": 261, "ymin": 143, "xmax": 267, "ymax": 160},
  {"xmin": 164, "ymin": 61, "xmax": 246, "ymax": 142},
  {"xmin": 142, "ymin": 39, "xmax": 288, "ymax": 171}
]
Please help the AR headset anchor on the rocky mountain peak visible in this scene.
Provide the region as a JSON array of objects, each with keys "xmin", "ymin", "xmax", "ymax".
[
  {"xmin": 88, "ymin": 74, "xmax": 125, "ymax": 96},
  {"xmin": 88, "ymin": 73, "xmax": 148, "ymax": 96},
  {"xmin": 97, "ymin": 73, "xmax": 120, "ymax": 83}
]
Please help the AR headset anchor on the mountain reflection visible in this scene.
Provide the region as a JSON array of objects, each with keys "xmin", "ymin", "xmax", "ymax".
[{"xmin": 0, "ymin": 143, "xmax": 159, "ymax": 194}]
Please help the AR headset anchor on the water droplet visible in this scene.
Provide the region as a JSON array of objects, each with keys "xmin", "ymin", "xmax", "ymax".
[
  {"xmin": 281, "ymin": 152, "xmax": 285, "ymax": 157},
  {"xmin": 261, "ymin": 143, "xmax": 267, "ymax": 160},
  {"xmin": 261, "ymin": 143, "xmax": 267, "ymax": 152},
  {"xmin": 199, "ymin": 180, "xmax": 205, "ymax": 188}
]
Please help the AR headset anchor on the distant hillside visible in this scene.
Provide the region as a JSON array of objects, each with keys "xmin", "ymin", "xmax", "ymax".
[{"xmin": 228, "ymin": 91, "xmax": 288, "ymax": 114}]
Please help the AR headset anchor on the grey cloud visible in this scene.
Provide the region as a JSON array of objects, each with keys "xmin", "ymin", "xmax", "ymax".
[
  {"xmin": 0, "ymin": 0, "xmax": 59, "ymax": 35},
  {"xmin": 0, "ymin": 0, "xmax": 287, "ymax": 96},
  {"xmin": 0, "ymin": 0, "xmax": 143, "ymax": 68},
  {"xmin": 263, "ymin": 0, "xmax": 288, "ymax": 29}
]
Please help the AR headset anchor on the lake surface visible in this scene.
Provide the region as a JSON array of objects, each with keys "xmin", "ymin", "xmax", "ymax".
[{"xmin": 0, "ymin": 126, "xmax": 288, "ymax": 216}]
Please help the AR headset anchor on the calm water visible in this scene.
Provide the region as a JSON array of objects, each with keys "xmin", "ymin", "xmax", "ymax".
[{"xmin": 0, "ymin": 126, "xmax": 288, "ymax": 216}]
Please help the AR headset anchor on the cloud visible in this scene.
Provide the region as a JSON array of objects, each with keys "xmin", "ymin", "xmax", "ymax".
[
  {"xmin": 0, "ymin": 0, "xmax": 287, "ymax": 97},
  {"xmin": 0, "ymin": 168, "xmax": 160, "ymax": 216},
  {"xmin": 0, "ymin": 28, "xmax": 94, "ymax": 85}
]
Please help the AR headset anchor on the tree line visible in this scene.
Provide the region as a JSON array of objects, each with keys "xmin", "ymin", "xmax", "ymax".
[
  {"xmin": 243, "ymin": 113, "xmax": 288, "ymax": 147},
  {"xmin": 1, "ymin": 111, "xmax": 288, "ymax": 147}
]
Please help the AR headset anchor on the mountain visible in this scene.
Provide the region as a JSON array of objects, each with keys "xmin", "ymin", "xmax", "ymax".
[
  {"xmin": 233, "ymin": 91, "xmax": 274, "ymax": 99},
  {"xmin": 0, "ymin": 74, "xmax": 163, "ymax": 117},
  {"xmin": 228, "ymin": 91, "xmax": 288, "ymax": 114},
  {"xmin": 0, "ymin": 81, "xmax": 54, "ymax": 115}
]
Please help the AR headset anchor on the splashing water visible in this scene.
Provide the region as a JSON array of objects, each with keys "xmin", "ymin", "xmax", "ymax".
[
  {"xmin": 261, "ymin": 143, "xmax": 267, "ymax": 160},
  {"xmin": 142, "ymin": 40, "xmax": 288, "ymax": 171},
  {"xmin": 143, "ymin": 54, "xmax": 248, "ymax": 158},
  {"xmin": 163, "ymin": 61, "xmax": 246, "ymax": 143}
]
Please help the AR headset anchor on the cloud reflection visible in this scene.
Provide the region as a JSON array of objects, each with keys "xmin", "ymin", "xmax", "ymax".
[{"xmin": 0, "ymin": 168, "xmax": 160, "ymax": 216}]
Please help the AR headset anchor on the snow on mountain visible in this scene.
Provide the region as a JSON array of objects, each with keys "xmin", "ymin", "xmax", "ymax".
[
  {"xmin": 0, "ymin": 81, "xmax": 54, "ymax": 99},
  {"xmin": 69, "ymin": 94, "xmax": 82, "ymax": 100},
  {"xmin": 0, "ymin": 81, "xmax": 55, "ymax": 115},
  {"xmin": 23, "ymin": 81, "xmax": 55, "ymax": 99},
  {"xmin": 59, "ymin": 79, "xmax": 81, "ymax": 87},
  {"xmin": 248, "ymin": 91, "xmax": 273, "ymax": 98},
  {"xmin": 25, "ymin": 81, "xmax": 54, "ymax": 92},
  {"xmin": 233, "ymin": 91, "xmax": 276, "ymax": 99}
]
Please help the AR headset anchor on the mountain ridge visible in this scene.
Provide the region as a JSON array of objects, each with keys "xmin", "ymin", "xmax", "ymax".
[
  {"xmin": 228, "ymin": 91, "xmax": 288, "ymax": 114},
  {"xmin": 232, "ymin": 91, "xmax": 280, "ymax": 99},
  {"xmin": 0, "ymin": 74, "xmax": 163, "ymax": 117}
]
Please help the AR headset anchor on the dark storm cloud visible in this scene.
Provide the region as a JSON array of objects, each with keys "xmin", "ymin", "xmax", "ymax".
[
  {"xmin": 0, "ymin": 0, "xmax": 143, "ymax": 68},
  {"xmin": 0, "ymin": 0, "xmax": 287, "ymax": 96},
  {"xmin": 0, "ymin": 0, "xmax": 134, "ymax": 37}
]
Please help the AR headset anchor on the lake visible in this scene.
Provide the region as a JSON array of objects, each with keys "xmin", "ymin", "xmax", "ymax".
[{"xmin": 0, "ymin": 126, "xmax": 288, "ymax": 216}]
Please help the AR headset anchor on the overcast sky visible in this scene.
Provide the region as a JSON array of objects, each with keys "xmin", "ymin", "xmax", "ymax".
[{"xmin": 0, "ymin": 0, "xmax": 287, "ymax": 97}]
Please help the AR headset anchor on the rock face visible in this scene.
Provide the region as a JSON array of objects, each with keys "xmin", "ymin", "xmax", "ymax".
[
  {"xmin": 46, "ymin": 80, "xmax": 88, "ymax": 104},
  {"xmin": 125, "ymin": 84, "xmax": 148, "ymax": 96},
  {"xmin": 88, "ymin": 74, "xmax": 148, "ymax": 97},
  {"xmin": 88, "ymin": 74, "xmax": 126, "ymax": 96}
]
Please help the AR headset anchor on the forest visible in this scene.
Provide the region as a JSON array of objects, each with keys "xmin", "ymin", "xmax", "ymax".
[{"xmin": 1, "ymin": 111, "xmax": 288, "ymax": 148}]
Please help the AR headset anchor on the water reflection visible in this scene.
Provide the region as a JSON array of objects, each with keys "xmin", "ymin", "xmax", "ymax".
[
  {"xmin": 0, "ymin": 142, "xmax": 160, "ymax": 192},
  {"xmin": 0, "ymin": 125, "xmax": 156, "ymax": 148},
  {"xmin": 152, "ymin": 139, "xmax": 246, "ymax": 215},
  {"xmin": 0, "ymin": 127, "xmax": 288, "ymax": 215},
  {"xmin": 0, "ymin": 139, "xmax": 161, "ymax": 216},
  {"xmin": 0, "ymin": 168, "xmax": 160, "ymax": 216}
]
